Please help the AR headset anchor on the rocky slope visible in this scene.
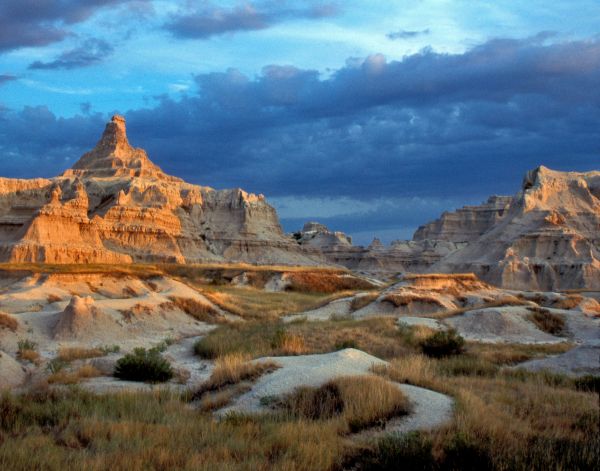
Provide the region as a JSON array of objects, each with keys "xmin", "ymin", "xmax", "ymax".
[
  {"xmin": 434, "ymin": 166, "xmax": 600, "ymax": 290},
  {"xmin": 0, "ymin": 116, "xmax": 322, "ymax": 265},
  {"xmin": 296, "ymin": 166, "xmax": 600, "ymax": 290}
]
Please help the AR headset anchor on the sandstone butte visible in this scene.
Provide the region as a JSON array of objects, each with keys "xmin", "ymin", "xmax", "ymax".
[
  {"xmin": 297, "ymin": 167, "xmax": 600, "ymax": 291},
  {"xmin": 0, "ymin": 115, "xmax": 322, "ymax": 265}
]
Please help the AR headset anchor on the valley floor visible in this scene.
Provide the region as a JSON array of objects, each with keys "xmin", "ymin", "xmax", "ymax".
[{"xmin": 0, "ymin": 264, "xmax": 598, "ymax": 470}]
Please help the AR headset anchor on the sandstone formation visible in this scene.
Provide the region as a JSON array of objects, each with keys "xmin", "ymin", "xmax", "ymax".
[
  {"xmin": 433, "ymin": 167, "xmax": 600, "ymax": 290},
  {"xmin": 53, "ymin": 296, "xmax": 120, "ymax": 341},
  {"xmin": 0, "ymin": 116, "xmax": 322, "ymax": 265},
  {"xmin": 296, "ymin": 166, "xmax": 600, "ymax": 290}
]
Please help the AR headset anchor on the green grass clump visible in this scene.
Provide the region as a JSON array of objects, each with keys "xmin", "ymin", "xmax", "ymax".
[
  {"xmin": 114, "ymin": 347, "xmax": 173, "ymax": 383},
  {"xmin": 420, "ymin": 329, "xmax": 465, "ymax": 358}
]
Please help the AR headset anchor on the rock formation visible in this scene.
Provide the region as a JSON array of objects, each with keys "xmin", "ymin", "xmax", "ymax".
[
  {"xmin": 433, "ymin": 166, "xmax": 600, "ymax": 290},
  {"xmin": 0, "ymin": 116, "xmax": 322, "ymax": 265},
  {"xmin": 53, "ymin": 296, "xmax": 120, "ymax": 340},
  {"xmin": 296, "ymin": 166, "xmax": 600, "ymax": 290}
]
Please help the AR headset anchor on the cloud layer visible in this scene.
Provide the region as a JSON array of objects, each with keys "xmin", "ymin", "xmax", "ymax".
[
  {"xmin": 0, "ymin": 0, "xmax": 145, "ymax": 52},
  {"xmin": 166, "ymin": 1, "xmax": 339, "ymax": 39},
  {"xmin": 0, "ymin": 35, "xmax": 598, "ymax": 237}
]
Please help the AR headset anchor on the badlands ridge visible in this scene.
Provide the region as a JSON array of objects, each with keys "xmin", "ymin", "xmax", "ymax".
[{"xmin": 0, "ymin": 115, "xmax": 597, "ymax": 291}]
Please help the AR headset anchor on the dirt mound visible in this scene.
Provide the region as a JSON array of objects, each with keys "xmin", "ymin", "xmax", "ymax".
[
  {"xmin": 445, "ymin": 307, "xmax": 566, "ymax": 344},
  {"xmin": 0, "ymin": 350, "xmax": 27, "ymax": 389},
  {"xmin": 53, "ymin": 295, "xmax": 122, "ymax": 341}
]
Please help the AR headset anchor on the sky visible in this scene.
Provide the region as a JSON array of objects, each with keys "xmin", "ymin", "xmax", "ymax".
[{"xmin": 0, "ymin": 1, "xmax": 599, "ymax": 245}]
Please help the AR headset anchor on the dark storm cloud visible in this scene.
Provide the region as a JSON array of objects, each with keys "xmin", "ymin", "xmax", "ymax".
[
  {"xmin": 0, "ymin": 0, "xmax": 147, "ymax": 52},
  {"xmin": 29, "ymin": 38, "xmax": 114, "ymax": 70},
  {"xmin": 166, "ymin": 1, "xmax": 340, "ymax": 39},
  {"xmin": 386, "ymin": 28, "xmax": 430, "ymax": 40},
  {"xmin": 0, "ymin": 35, "xmax": 598, "ymax": 239}
]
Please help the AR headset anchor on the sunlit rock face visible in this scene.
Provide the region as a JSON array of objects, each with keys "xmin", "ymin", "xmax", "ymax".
[
  {"xmin": 434, "ymin": 166, "xmax": 600, "ymax": 290},
  {"xmin": 0, "ymin": 116, "xmax": 323, "ymax": 265},
  {"xmin": 296, "ymin": 166, "xmax": 600, "ymax": 290}
]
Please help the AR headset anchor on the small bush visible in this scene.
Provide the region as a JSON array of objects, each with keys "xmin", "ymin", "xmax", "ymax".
[
  {"xmin": 573, "ymin": 375, "xmax": 600, "ymax": 393},
  {"xmin": 114, "ymin": 348, "xmax": 174, "ymax": 383},
  {"xmin": 0, "ymin": 312, "xmax": 18, "ymax": 332},
  {"xmin": 17, "ymin": 339, "xmax": 37, "ymax": 352},
  {"xmin": 17, "ymin": 339, "xmax": 39, "ymax": 364},
  {"xmin": 527, "ymin": 307, "xmax": 565, "ymax": 335},
  {"xmin": 335, "ymin": 339, "xmax": 358, "ymax": 350},
  {"xmin": 47, "ymin": 358, "xmax": 68, "ymax": 374},
  {"xmin": 420, "ymin": 329, "xmax": 465, "ymax": 358},
  {"xmin": 100, "ymin": 344, "xmax": 120, "ymax": 355}
]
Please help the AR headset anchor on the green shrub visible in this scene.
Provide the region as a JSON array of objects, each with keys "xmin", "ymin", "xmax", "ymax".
[
  {"xmin": 420, "ymin": 329, "xmax": 465, "ymax": 358},
  {"xmin": 17, "ymin": 339, "xmax": 37, "ymax": 352},
  {"xmin": 573, "ymin": 375, "xmax": 600, "ymax": 394},
  {"xmin": 100, "ymin": 344, "xmax": 120, "ymax": 355},
  {"xmin": 335, "ymin": 339, "xmax": 358, "ymax": 350},
  {"xmin": 114, "ymin": 348, "xmax": 174, "ymax": 383}
]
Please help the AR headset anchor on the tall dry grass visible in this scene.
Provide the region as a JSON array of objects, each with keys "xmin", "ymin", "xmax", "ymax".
[
  {"xmin": 169, "ymin": 296, "xmax": 225, "ymax": 323},
  {"xmin": 280, "ymin": 375, "xmax": 410, "ymax": 434},
  {"xmin": 57, "ymin": 347, "xmax": 105, "ymax": 362},
  {"xmin": 195, "ymin": 353, "xmax": 280, "ymax": 397},
  {"xmin": 0, "ymin": 311, "xmax": 18, "ymax": 332}
]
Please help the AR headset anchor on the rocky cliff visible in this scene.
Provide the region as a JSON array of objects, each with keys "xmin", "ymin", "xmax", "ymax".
[
  {"xmin": 296, "ymin": 166, "xmax": 600, "ymax": 290},
  {"xmin": 434, "ymin": 166, "xmax": 600, "ymax": 290},
  {"xmin": 0, "ymin": 116, "xmax": 322, "ymax": 265}
]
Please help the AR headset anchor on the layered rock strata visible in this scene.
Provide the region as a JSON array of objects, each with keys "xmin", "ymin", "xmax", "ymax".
[
  {"xmin": 296, "ymin": 167, "xmax": 600, "ymax": 290},
  {"xmin": 0, "ymin": 116, "xmax": 322, "ymax": 265}
]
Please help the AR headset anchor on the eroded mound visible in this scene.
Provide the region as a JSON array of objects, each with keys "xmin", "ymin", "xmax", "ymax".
[
  {"xmin": 0, "ymin": 350, "xmax": 27, "ymax": 389},
  {"xmin": 53, "ymin": 296, "xmax": 122, "ymax": 341}
]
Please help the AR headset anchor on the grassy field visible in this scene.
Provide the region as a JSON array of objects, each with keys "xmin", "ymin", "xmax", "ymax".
[
  {"xmin": 0, "ymin": 264, "xmax": 597, "ymax": 470},
  {"xmin": 0, "ymin": 342, "xmax": 596, "ymax": 471}
]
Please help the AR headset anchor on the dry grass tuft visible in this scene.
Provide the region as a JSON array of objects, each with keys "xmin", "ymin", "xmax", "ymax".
[
  {"xmin": 57, "ymin": 347, "xmax": 105, "ymax": 362},
  {"xmin": 552, "ymin": 295, "xmax": 583, "ymax": 310},
  {"xmin": 381, "ymin": 293, "xmax": 445, "ymax": 308},
  {"xmin": 76, "ymin": 364, "xmax": 102, "ymax": 378},
  {"xmin": 280, "ymin": 375, "xmax": 410, "ymax": 433},
  {"xmin": 0, "ymin": 311, "xmax": 18, "ymax": 331},
  {"xmin": 169, "ymin": 296, "xmax": 224, "ymax": 323},
  {"xmin": 527, "ymin": 307, "xmax": 566, "ymax": 335},
  {"xmin": 18, "ymin": 349, "xmax": 40, "ymax": 364},
  {"xmin": 285, "ymin": 272, "xmax": 376, "ymax": 294},
  {"xmin": 47, "ymin": 364, "xmax": 102, "ymax": 384},
  {"xmin": 46, "ymin": 294, "xmax": 63, "ymax": 304},
  {"xmin": 350, "ymin": 293, "xmax": 380, "ymax": 312},
  {"xmin": 194, "ymin": 353, "xmax": 280, "ymax": 398}
]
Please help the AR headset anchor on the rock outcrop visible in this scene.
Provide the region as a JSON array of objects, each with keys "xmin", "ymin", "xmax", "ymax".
[
  {"xmin": 433, "ymin": 166, "xmax": 600, "ymax": 290},
  {"xmin": 0, "ymin": 116, "xmax": 322, "ymax": 265},
  {"xmin": 296, "ymin": 166, "xmax": 600, "ymax": 290},
  {"xmin": 53, "ymin": 296, "xmax": 121, "ymax": 341}
]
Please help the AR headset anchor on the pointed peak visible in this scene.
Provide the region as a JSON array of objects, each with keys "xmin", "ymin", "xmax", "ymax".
[
  {"xmin": 63, "ymin": 116, "xmax": 181, "ymax": 182},
  {"xmin": 96, "ymin": 114, "xmax": 130, "ymax": 153}
]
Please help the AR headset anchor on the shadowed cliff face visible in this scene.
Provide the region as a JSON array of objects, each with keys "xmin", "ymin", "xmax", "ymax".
[{"xmin": 0, "ymin": 116, "xmax": 323, "ymax": 266}]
